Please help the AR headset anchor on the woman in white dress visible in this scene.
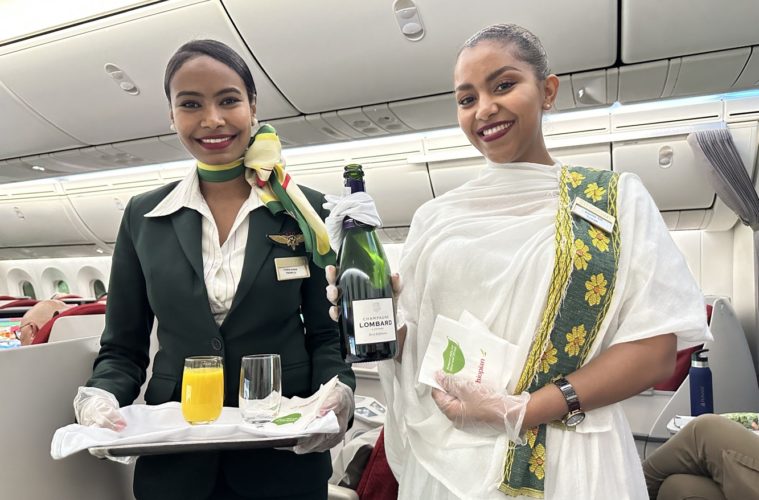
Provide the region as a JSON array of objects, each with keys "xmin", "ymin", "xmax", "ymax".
[{"xmin": 329, "ymin": 24, "xmax": 710, "ymax": 499}]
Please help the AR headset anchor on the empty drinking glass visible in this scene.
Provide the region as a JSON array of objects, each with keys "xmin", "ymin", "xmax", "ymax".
[{"xmin": 239, "ymin": 354, "xmax": 281, "ymax": 425}]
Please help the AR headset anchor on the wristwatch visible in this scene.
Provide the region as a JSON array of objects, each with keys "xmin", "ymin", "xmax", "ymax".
[{"xmin": 553, "ymin": 377, "xmax": 585, "ymax": 427}]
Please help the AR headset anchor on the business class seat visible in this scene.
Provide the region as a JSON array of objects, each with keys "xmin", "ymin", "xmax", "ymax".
[
  {"xmin": 31, "ymin": 302, "xmax": 106, "ymax": 344},
  {"xmin": 0, "ymin": 337, "xmax": 134, "ymax": 499},
  {"xmin": 0, "ymin": 298, "xmax": 38, "ymax": 308},
  {"xmin": 619, "ymin": 296, "xmax": 759, "ymax": 459}
]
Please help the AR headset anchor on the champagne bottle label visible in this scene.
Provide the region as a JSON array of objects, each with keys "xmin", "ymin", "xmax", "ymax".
[{"xmin": 351, "ymin": 298, "xmax": 396, "ymax": 345}]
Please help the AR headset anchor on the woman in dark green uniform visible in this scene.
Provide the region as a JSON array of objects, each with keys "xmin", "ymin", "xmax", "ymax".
[{"xmin": 73, "ymin": 39, "xmax": 355, "ymax": 500}]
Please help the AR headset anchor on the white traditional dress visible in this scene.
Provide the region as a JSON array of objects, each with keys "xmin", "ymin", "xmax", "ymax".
[{"xmin": 378, "ymin": 160, "xmax": 710, "ymax": 499}]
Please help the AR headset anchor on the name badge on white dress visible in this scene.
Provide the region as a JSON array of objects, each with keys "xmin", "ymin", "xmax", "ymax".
[
  {"xmin": 571, "ymin": 197, "xmax": 615, "ymax": 233},
  {"xmin": 274, "ymin": 256, "xmax": 310, "ymax": 281}
]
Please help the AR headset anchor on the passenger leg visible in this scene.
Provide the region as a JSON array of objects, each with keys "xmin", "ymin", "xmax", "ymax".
[
  {"xmin": 656, "ymin": 474, "xmax": 724, "ymax": 500},
  {"xmin": 643, "ymin": 414, "xmax": 759, "ymax": 500}
]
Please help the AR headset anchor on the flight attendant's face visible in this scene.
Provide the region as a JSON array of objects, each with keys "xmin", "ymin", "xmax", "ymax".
[
  {"xmin": 454, "ymin": 41, "xmax": 557, "ymax": 165},
  {"xmin": 169, "ymin": 55, "xmax": 256, "ymax": 165}
]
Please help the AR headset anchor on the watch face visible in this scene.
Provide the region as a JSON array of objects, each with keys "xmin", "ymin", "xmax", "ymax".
[{"xmin": 565, "ymin": 412, "xmax": 586, "ymax": 427}]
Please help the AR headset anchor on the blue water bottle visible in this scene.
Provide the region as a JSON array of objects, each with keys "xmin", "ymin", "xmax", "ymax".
[{"xmin": 689, "ymin": 348, "xmax": 713, "ymax": 416}]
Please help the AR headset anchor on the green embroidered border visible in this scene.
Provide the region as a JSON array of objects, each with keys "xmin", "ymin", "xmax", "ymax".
[{"xmin": 500, "ymin": 166, "xmax": 620, "ymax": 497}]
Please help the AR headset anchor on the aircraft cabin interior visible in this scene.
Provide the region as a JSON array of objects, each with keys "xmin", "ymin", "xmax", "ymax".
[{"xmin": 1, "ymin": 1, "xmax": 759, "ymax": 499}]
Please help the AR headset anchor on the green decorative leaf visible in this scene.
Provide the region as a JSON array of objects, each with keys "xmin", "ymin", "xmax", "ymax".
[
  {"xmin": 272, "ymin": 413, "xmax": 302, "ymax": 425},
  {"xmin": 442, "ymin": 338, "xmax": 465, "ymax": 374}
]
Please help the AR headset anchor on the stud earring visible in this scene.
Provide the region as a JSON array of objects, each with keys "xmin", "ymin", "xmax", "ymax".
[
  {"xmin": 169, "ymin": 123, "xmax": 176, "ymax": 132},
  {"xmin": 543, "ymin": 103, "xmax": 551, "ymax": 110}
]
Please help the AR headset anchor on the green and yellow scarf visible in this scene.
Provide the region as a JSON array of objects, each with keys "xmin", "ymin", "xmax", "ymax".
[{"xmin": 197, "ymin": 124, "xmax": 336, "ymax": 268}]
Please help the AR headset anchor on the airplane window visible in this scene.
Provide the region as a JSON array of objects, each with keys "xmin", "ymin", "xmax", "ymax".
[
  {"xmin": 20, "ymin": 281, "xmax": 36, "ymax": 300},
  {"xmin": 92, "ymin": 279, "xmax": 106, "ymax": 298},
  {"xmin": 54, "ymin": 280, "xmax": 70, "ymax": 294}
]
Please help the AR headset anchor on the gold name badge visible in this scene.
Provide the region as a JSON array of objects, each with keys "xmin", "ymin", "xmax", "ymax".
[
  {"xmin": 274, "ymin": 256, "xmax": 310, "ymax": 281},
  {"xmin": 570, "ymin": 197, "xmax": 615, "ymax": 233}
]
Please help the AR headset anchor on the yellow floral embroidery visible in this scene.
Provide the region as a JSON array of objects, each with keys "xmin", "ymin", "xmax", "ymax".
[
  {"xmin": 539, "ymin": 341, "xmax": 558, "ymax": 374},
  {"xmin": 588, "ymin": 227, "xmax": 610, "ymax": 252},
  {"xmin": 526, "ymin": 427, "xmax": 539, "ymax": 448},
  {"xmin": 568, "ymin": 171, "xmax": 585, "ymax": 188},
  {"xmin": 565, "ymin": 325, "xmax": 587, "ymax": 356},
  {"xmin": 528, "ymin": 443, "xmax": 546, "ymax": 480},
  {"xmin": 573, "ymin": 239, "xmax": 592, "ymax": 270},
  {"xmin": 584, "ymin": 273, "xmax": 607, "ymax": 306},
  {"xmin": 584, "ymin": 182, "xmax": 605, "ymax": 202}
]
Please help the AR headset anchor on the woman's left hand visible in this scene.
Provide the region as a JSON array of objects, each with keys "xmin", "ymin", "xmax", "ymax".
[
  {"xmin": 293, "ymin": 381, "xmax": 355, "ymax": 454},
  {"xmin": 431, "ymin": 372, "xmax": 531, "ymax": 443}
]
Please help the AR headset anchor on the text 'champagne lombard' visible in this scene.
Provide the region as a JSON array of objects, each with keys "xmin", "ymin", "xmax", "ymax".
[{"xmin": 337, "ymin": 164, "xmax": 397, "ymax": 363}]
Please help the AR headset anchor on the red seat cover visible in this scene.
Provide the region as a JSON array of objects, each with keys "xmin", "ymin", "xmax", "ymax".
[{"xmin": 31, "ymin": 303, "xmax": 106, "ymax": 345}]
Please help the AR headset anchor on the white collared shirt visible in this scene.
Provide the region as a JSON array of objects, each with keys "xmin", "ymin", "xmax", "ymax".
[{"xmin": 145, "ymin": 168, "xmax": 262, "ymax": 325}]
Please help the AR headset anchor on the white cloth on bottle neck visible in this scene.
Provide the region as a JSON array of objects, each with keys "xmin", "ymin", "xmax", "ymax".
[{"xmin": 323, "ymin": 192, "xmax": 383, "ymax": 252}]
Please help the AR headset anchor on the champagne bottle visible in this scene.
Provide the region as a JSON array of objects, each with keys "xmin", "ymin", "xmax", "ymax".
[{"xmin": 337, "ymin": 164, "xmax": 397, "ymax": 363}]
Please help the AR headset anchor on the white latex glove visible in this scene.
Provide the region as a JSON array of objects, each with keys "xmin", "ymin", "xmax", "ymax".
[
  {"xmin": 323, "ymin": 192, "xmax": 383, "ymax": 253},
  {"xmin": 73, "ymin": 386, "xmax": 126, "ymax": 431},
  {"xmin": 294, "ymin": 381, "xmax": 355, "ymax": 454},
  {"xmin": 431, "ymin": 372, "xmax": 530, "ymax": 444}
]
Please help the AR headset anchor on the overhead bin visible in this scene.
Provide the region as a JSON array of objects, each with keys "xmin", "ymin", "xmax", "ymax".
[
  {"xmin": 621, "ymin": 0, "xmax": 759, "ymax": 63},
  {"xmin": 611, "ymin": 121, "xmax": 757, "ymax": 228},
  {"xmin": 0, "ymin": 0, "xmax": 297, "ymax": 153},
  {"xmin": 732, "ymin": 47, "xmax": 759, "ymax": 90},
  {"xmin": 0, "ymin": 184, "xmax": 96, "ymax": 249},
  {"xmin": 64, "ymin": 173, "xmax": 164, "ymax": 243},
  {"xmin": 223, "ymin": 0, "xmax": 616, "ymax": 113},
  {"xmin": 669, "ymin": 49, "xmax": 750, "ymax": 98},
  {"xmin": 0, "ymin": 82, "xmax": 83, "ymax": 160},
  {"xmin": 612, "ymin": 135, "xmax": 716, "ymax": 211}
]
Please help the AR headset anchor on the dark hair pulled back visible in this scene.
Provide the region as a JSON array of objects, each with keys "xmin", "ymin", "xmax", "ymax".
[
  {"xmin": 459, "ymin": 24, "xmax": 550, "ymax": 80},
  {"xmin": 164, "ymin": 39, "xmax": 257, "ymax": 103}
]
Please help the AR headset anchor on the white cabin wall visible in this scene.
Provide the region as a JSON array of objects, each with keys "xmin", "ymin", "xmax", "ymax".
[{"xmin": 0, "ymin": 257, "xmax": 110, "ymax": 298}]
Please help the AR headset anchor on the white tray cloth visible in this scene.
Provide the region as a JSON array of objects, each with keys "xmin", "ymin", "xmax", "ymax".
[{"xmin": 52, "ymin": 377, "xmax": 340, "ymax": 461}]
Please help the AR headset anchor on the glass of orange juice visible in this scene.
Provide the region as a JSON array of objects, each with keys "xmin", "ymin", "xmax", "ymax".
[{"xmin": 181, "ymin": 356, "xmax": 224, "ymax": 425}]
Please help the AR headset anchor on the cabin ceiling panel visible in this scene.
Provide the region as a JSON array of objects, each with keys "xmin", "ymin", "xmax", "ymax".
[
  {"xmin": 0, "ymin": 82, "xmax": 84, "ymax": 159},
  {"xmin": 621, "ymin": 0, "xmax": 759, "ymax": 63},
  {"xmin": 0, "ymin": 1, "xmax": 297, "ymax": 148},
  {"xmin": 223, "ymin": 0, "xmax": 616, "ymax": 113}
]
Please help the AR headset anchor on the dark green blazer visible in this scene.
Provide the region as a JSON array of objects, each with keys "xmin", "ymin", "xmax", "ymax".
[{"xmin": 87, "ymin": 181, "xmax": 355, "ymax": 500}]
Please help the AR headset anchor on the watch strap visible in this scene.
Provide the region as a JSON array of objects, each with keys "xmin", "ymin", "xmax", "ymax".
[{"xmin": 553, "ymin": 377, "xmax": 581, "ymax": 413}]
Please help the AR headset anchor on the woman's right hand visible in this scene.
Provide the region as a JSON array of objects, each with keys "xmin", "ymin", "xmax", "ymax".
[{"xmin": 73, "ymin": 386, "xmax": 126, "ymax": 431}]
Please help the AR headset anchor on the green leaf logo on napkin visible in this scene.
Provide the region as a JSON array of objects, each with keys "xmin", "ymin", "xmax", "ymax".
[
  {"xmin": 273, "ymin": 413, "xmax": 302, "ymax": 425},
  {"xmin": 442, "ymin": 338, "xmax": 465, "ymax": 374}
]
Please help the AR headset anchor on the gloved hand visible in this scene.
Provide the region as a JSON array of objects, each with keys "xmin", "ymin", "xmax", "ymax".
[
  {"xmin": 323, "ymin": 192, "xmax": 383, "ymax": 253},
  {"xmin": 73, "ymin": 386, "xmax": 126, "ymax": 431},
  {"xmin": 294, "ymin": 381, "xmax": 355, "ymax": 454},
  {"xmin": 431, "ymin": 372, "xmax": 530, "ymax": 444}
]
